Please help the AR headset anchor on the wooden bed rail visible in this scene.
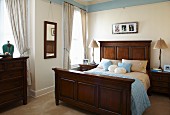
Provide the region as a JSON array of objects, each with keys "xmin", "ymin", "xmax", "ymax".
[{"xmin": 53, "ymin": 68, "xmax": 135, "ymax": 115}]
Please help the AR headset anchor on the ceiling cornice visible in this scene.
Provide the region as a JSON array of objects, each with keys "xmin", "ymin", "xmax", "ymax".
[
  {"xmin": 74, "ymin": 0, "xmax": 112, "ymax": 6},
  {"xmin": 52, "ymin": 0, "xmax": 170, "ymax": 12},
  {"xmin": 87, "ymin": 0, "xmax": 170, "ymax": 12}
]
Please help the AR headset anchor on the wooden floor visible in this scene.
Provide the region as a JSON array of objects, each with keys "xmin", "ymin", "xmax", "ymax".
[{"xmin": 0, "ymin": 92, "xmax": 170, "ymax": 115}]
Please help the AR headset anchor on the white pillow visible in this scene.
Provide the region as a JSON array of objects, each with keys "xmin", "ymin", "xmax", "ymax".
[
  {"xmin": 108, "ymin": 65, "xmax": 118, "ymax": 72},
  {"xmin": 97, "ymin": 58, "xmax": 121, "ymax": 69},
  {"xmin": 114, "ymin": 67, "xmax": 126, "ymax": 74}
]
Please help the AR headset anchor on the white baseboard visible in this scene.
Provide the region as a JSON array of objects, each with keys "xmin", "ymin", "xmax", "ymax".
[{"xmin": 29, "ymin": 85, "xmax": 54, "ymax": 98}]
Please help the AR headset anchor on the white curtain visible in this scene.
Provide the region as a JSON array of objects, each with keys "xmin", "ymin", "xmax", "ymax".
[
  {"xmin": 63, "ymin": 2, "xmax": 74, "ymax": 69},
  {"xmin": 5, "ymin": 0, "xmax": 31, "ymax": 85},
  {"xmin": 80, "ymin": 9, "xmax": 87, "ymax": 59},
  {"xmin": 5, "ymin": 0, "xmax": 29, "ymax": 55},
  {"xmin": 0, "ymin": 0, "xmax": 5, "ymax": 48}
]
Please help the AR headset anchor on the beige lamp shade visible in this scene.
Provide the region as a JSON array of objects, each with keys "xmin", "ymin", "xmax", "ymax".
[
  {"xmin": 89, "ymin": 39, "xmax": 99, "ymax": 48},
  {"xmin": 153, "ymin": 38, "xmax": 168, "ymax": 49},
  {"xmin": 153, "ymin": 38, "xmax": 168, "ymax": 70}
]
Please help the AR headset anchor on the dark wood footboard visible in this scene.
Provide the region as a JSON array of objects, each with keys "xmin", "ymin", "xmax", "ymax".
[{"xmin": 53, "ymin": 68, "xmax": 134, "ymax": 115}]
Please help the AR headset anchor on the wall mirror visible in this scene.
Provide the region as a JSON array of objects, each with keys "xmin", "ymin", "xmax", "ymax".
[{"xmin": 44, "ymin": 21, "xmax": 57, "ymax": 59}]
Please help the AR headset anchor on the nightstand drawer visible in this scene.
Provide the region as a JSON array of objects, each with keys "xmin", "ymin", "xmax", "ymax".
[
  {"xmin": 150, "ymin": 71, "xmax": 170, "ymax": 98},
  {"xmin": 152, "ymin": 87, "xmax": 169, "ymax": 94},
  {"xmin": 152, "ymin": 81, "xmax": 169, "ymax": 87},
  {"xmin": 151, "ymin": 75, "xmax": 170, "ymax": 82}
]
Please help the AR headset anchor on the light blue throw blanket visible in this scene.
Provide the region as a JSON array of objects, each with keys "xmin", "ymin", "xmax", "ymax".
[{"xmin": 85, "ymin": 70, "xmax": 151, "ymax": 115}]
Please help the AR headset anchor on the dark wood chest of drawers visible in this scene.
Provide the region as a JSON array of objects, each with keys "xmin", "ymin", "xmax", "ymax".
[
  {"xmin": 150, "ymin": 71, "xmax": 170, "ymax": 98},
  {"xmin": 0, "ymin": 57, "xmax": 28, "ymax": 108}
]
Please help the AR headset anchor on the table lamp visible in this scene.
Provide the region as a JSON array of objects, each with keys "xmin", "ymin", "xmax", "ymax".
[
  {"xmin": 153, "ymin": 38, "xmax": 168, "ymax": 70},
  {"xmin": 89, "ymin": 39, "xmax": 98, "ymax": 65}
]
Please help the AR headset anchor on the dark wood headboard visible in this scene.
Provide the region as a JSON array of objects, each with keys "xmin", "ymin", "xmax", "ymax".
[{"xmin": 99, "ymin": 40, "xmax": 152, "ymax": 70}]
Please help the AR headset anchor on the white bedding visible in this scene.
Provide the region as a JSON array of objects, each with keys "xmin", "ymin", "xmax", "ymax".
[{"xmin": 87, "ymin": 68, "xmax": 150, "ymax": 90}]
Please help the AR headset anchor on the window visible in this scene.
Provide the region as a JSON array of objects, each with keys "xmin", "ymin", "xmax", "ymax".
[
  {"xmin": 70, "ymin": 8, "xmax": 84, "ymax": 66},
  {"xmin": 0, "ymin": 0, "xmax": 19, "ymax": 57}
]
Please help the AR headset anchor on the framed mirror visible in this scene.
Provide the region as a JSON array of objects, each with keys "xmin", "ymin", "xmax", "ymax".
[{"xmin": 44, "ymin": 21, "xmax": 57, "ymax": 59}]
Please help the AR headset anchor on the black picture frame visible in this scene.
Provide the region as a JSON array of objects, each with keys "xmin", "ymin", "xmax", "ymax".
[{"xmin": 112, "ymin": 22, "xmax": 138, "ymax": 34}]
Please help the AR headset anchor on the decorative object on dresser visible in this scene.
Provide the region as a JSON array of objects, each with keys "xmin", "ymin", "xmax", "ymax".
[
  {"xmin": 88, "ymin": 39, "xmax": 99, "ymax": 65},
  {"xmin": 153, "ymin": 38, "xmax": 168, "ymax": 70},
  {"xmin": 112, "ymin": 22, "xmax": 138, "ymax": 34},
  {"xmin": 2, "ymin": 41, "xmax": 14, "ymax": 58},
  {"xmin": 0, "ymin": 57, "xmax": 28, "ymax": 108},
  {"xmin": 150, "ymin": 71, "xmax": 170, "ymax": 98},
  {"xmin": 79, "ymin": 64, "xmax": 98, "ymax": 71}
]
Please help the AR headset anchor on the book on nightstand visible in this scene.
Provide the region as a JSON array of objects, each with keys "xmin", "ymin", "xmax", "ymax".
[{"xmin": 151, "ymin": 68, "xmax": 162, "ymax": 72}]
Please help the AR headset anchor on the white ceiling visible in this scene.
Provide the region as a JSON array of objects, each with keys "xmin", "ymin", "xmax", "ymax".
[{"xmin": 74, "ymin": 0, "xmax": 112, "ymax": 6}]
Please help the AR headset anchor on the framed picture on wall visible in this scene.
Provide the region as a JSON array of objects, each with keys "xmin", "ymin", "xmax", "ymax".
[{"xmin": 112, "ymin": 22, "xmax": 138, "ymax": 34}]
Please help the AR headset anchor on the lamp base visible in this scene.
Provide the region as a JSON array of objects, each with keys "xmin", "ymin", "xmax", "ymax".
[
  {"xmin": 158, "ymin": 66, "xmax": 163, "ymax": 71},
  {"xmin": 90, "ymin": 60, "xmax": 96, "ymax": 65}
]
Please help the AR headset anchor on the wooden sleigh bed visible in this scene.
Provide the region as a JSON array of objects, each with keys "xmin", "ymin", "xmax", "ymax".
[{"xmin": 52, "ymin": 40, "xmax": 152, "ymax": 115}]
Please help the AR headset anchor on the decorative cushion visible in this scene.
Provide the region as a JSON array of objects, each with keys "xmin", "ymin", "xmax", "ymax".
[
  {"xmin": 114, "ymin": 67, "xmax": 126, "ymax": 74},
  {"xmin": 122, "ymin": 59, "xmax": 148, "ymax": 73},
  {"xmin": 97, "ymin": 59, "xmax": 109, "ymax": 68},
  {"xmin": 118, "ymin": 62, "xmax": 132, "ymax": 73},
  {"xmin": 108, "ymin": 65, "xmax": 118, "ymax": 72},
  {"xmin": 101, "ymin": 60, "xmax": 112, "ymax": 71},
  {"xmin": 97, "ymin": 58, "xmax": 121, "ymax": 69}
]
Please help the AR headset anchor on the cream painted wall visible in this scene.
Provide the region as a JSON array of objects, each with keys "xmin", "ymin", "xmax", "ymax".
[
  {"xmin": 88, "ymin": 1, "xmax": 170, "ymax": 68},
  {"xmin": 30, "ymin": 0, "xmax": 63, "ymax": 97},
  {"xmin": 29, "ymin": 1, "xmax": 170, "ymax": 97}
]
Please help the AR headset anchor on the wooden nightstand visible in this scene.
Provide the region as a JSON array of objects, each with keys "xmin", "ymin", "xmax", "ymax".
[
  {"xmin": 79, "ymin": 64, "xmax": 98, "ymax": 71},
  {"xmin": 150, "ymin": 71, "xmax": 170, "ymax": 98}
]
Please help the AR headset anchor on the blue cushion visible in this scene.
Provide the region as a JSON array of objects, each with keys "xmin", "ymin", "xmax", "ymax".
[
  {"xmin": 101, "ymin": 60, "xmax": 112, "ymax": 71},
  {"xmin": 118, "ymin": 62, "xmax": 132, "ymax": 73}
]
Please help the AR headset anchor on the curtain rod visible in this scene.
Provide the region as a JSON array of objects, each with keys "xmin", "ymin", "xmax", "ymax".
[{"xmin": 64, "ymin": 1, "xmax": 87, "ymax": 12}]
